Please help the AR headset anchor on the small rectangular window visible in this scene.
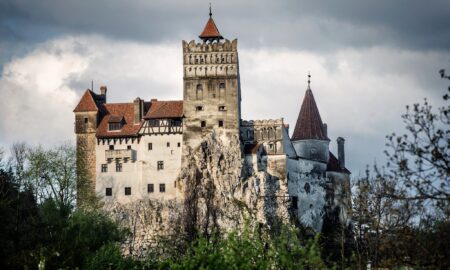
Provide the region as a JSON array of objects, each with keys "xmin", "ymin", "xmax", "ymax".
[
  {"xmin": 218, "ymin": 105, "xmax": 226, "ymax": 111},
  {"xmin": 148, "ymin": 143, "xmax": 153, "ymax": 150},
  {"xmin": 196, "ymin": 106, "xmax": 203, "ymax": 111},
  {"xmin": 218, "ymin": 120, "xmax": 224, "ymax": 127},
  {"xmin": 101, "ymin": 164, "xmax": 107, "ymax": 173},
  {"xmin": 124, "ymin": 187, "xmax": 131, "ymax": 196},
  {"xmin": 105, "ymin": 188, "xmax": 112, "ymax": 196},
  {"xmin": 127, "ymin": 145, "xmax": 131, "ymax": 150},
  {"xmin": 84, "ymin": 117, "xmax": 88, "ymax": 123},
  {"xmin": 109, "ymin": 145, "xmax": 114, "ymax": 150},
  {"xmin": 116, "ymin": 163, "xmax": 122, "ymax": 172},
  {"xmin": 157, "ymin": 161, "xmax": 164, "ymax": 170},
  {"xmin": 292, "ymin": 196, "xmax": 298, "ymax": 210},
  {"xmin": 160, "ymin": 183, "xmax": 166, "ymax": 193},
  {"xmin": 201, "ymin": 121, "xmax": 206, "ymax": 128},
  {"xmin": 167, "ymin": 142, "xmax": 170, "ymax": 147},
  {"xmin": 177, "ymin": 142, "xmax": 181, "ymax": 147},
  {"xmin": 148, "ymin": 184, "xmax": 154, "ymax": 193}
]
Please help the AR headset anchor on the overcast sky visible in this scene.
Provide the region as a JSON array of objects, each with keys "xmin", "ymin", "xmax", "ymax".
[{"xmin": 0, "ymin": 0, "xmax": 449, "ymax": 175}]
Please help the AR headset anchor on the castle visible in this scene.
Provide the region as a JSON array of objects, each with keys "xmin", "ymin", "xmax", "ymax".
[{"xmin": 74, "ymin": 11, "xmax": 351, "ymax": 232}]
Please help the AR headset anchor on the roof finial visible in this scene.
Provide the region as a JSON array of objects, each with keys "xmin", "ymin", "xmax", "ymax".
[
  {"xmin": 209, "ymin": 3, "xmax": 212, "ymax": 17},
  {"xmin": 307, "ymin": 71, "xmax": 311, "ymax": 89}
]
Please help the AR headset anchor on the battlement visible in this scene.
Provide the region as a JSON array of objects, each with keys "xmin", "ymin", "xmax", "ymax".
[
  {"xmin": 182, "ymin": 39, "xmax": 238, "ymax": 53},
  {"xmin": 241, "ymin": 119, "xmax": 285, "ymax": 127}
]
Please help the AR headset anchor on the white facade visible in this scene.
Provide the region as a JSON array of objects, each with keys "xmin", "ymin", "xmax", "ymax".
[{"xmin": 95, "ymin": 133, "xmax": 182, "ymax": 204}]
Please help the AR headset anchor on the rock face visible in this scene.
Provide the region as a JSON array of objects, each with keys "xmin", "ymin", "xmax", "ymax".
[{"xmin": 104, "ymin": 131, "xmax": 293, "ymax": 255}]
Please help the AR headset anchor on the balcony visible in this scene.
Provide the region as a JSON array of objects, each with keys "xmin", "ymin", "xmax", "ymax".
[{"xmin": 105, "ymin": 149, "xmax": 135, "ymax": 161}]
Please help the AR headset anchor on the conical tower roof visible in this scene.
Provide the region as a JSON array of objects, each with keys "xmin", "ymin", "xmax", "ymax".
[
  {"xmin": 199, "ymin": 6, "xmax": 223, "ymax": 42},
  {"xmin": 292, "ymin": 81, "xmax": 329, "ymax": 141}
]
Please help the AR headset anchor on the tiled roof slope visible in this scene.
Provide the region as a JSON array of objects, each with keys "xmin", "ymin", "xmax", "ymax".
[
  {"xmin": 199, "ymin": 17, "xmax": 223, "ymax": 40},
  {"xmin": 327, "ymin": 152, "xmax": 351, "ymax": 174},
  {"xmin": 73, "ymin": 90, "xmax": 99, "ymax": 112},
  {"xmin": 292, "ymin": 88, "xmax": 329, "ymax": 141},
  {"xmin": 144, "ymin": 100, "xmax": 183, "ymax": 119},
  {"xmin": 96, "ymin": 103, "xmax": 142, "ymax": 138}
]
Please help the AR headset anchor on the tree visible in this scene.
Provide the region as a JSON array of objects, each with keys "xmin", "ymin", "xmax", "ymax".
[
  {"xmin": 24, "ymin": 143, "xmax": 77, "ymax": 209},
  {"xmin": 384, "ymin": 70, "xmax": 449, "ymax": 212}
]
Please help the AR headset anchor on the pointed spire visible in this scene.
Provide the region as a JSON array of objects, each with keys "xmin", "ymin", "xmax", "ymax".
[
  {"xmin": 199, "ymin": 4, "xmax": 224, "ymax": 42},
  {"xmin": 291, "ymin": 74, "xmax": 329, "ymax": 141}
]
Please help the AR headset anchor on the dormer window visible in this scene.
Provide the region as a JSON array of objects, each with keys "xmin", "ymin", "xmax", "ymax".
[
  {"xmin": 108, "ymin": 115, "xmax": 124, "ymax": 131},
  {"xmin": 108, "ymin": 123, "xmax": 122, "ymax": 131}
]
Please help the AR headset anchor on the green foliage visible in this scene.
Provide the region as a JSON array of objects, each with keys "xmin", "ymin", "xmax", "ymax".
[{"xmin": 157, "ymin": 224, "xmax": 327, "ymax": 270}]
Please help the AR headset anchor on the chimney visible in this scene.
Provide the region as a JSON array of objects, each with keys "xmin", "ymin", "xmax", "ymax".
[
  {"xmin": 134, "ymin": 97, "xmax": 144, "ymax": 124},
  {"xmin": 337, "ymin": 137, "xmax": 345, "ymax": 169},
  {"xmin": 99, "ymin": 85, "xmax": 107, "ymax": 103},
  {"xmin": 323, "ymin": 123, "xmax": 328, "ymax": 138}
]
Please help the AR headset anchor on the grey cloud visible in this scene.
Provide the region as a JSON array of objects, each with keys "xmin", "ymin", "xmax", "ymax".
[{"xmin": 1, "ymin": 0, "xmax": 449, "ymax": 52}]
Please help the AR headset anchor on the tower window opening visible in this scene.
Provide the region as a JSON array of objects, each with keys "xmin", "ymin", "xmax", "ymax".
[
  {"xmin": 157, "ymin": 161, "xmax": 164, "ymax": 170},
  {"xmin": 218, "ymin": 120, "xmax": 224, "ymax": 127},
  {"xmin": 218, "ymin": 105, "xmax": 226, "ymax": 111},
  {"xmin": 124, "ymin": 187, "xmax": 131, "ymax": 196},
  {"xmin": 148, "ymin": 184, "xmax": 154, "ymax": 193},
  {"xmin": 160, "ymin": 183, "xmax": 166, "ymax": 193},
  {"xmin": 105, "ymin": 188, "xmax": 112, "ymax": 196},
  {"xmin": 201, "ymin": 121, "xmax": 206, "ymax": 128},
  {"xmin": 196, "ymin": 106, "xmax": 203, "ymax": 111}
]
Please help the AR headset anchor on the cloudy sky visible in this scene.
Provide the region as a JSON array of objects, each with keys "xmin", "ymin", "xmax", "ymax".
[{"xmin": 0, "ymin": 0, "xmax": 449, "ymax": 175}]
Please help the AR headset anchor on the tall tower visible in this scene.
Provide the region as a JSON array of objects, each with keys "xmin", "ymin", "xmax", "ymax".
[
  {"xmin": 182, "ymin": 9, "xmax": 241, "ymax": 154},
  {"xmin": 73, "ymin": 88, "xmax": 105, "ymax": 204}
]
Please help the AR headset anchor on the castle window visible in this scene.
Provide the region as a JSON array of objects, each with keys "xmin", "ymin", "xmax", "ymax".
[
  {"xmin": 196, "ymin": 84, "xmax": 203, "ymax": 100},
  {"xmin": 291, "ymin": 196, "xmax": 298, "ymax": 209},
  {"xmin": 124, "ymin": 187, "xmax": 131, "ymax": 196},
  {"xmin": 167, "ymin": 142, "xmax": 170, "ymax": 147},
  {"xmin": 304, "ymin": 183, "xmax": 311, "ymax": 194},
  {"xmin": 218, "ymin": 120, "xmax": 224, "ymax": 127},
  {"xmin": 101, "ymin": 164, "xmax": 107, "ymax": 173},
  {"xmin": 201, "ymin": 121, "xmax": 206, "ymax": 128},
  {"xmin": 157, "ymin": 161, "xmax": 164, "ymax": 170},
  {"xmin": 109, "ymin": 145, "xmax": 114, "ymax": 150},
  {"xmin": 148, "ymin": 184, "xmax": 154, "ymax": 193},
  {"xmin": 105, "ymin": 188, "xmax": 112, "ymax": 196},
  {"xmin": 218, "ymin": 105, "xmax": 226, "ymax": 111},
  {"xmin": 159, "ymin": 183, "xmax": 166, "ymax": 193},
  {"xmin": 247, "ymin": 130, "xmax": 254, "ymax": 140},
  {"xmin": 84, "ymin": 117, "xmax": 88, "ymax": 124},
  {"xmin": 108, "ymin": 122, "xmax": 122, "ymax": 131},
  {"xmin": 148, "ymin": 143, "xmax": 153, "ymax": 150},
  {"xmin": 116, "ymin": 162, "xmax": 122, "ymax": 172},
  {"xmin": 127, "ymin": 145, "xmax": 131, "ymax": 150},
  {"xmin": 149, "ymin": 119, "xmax": 159, "ymax": 127},
  {"xmin": 310, "ymin": 148, "xmax": 318, "ymax": 159},
  {"xmin": 177, "ymin": 142, "xmax": 181, "ymax": 147},
  {"xmin": 196, "ymin": 106, "xmax": 203, "ymax": 111}
]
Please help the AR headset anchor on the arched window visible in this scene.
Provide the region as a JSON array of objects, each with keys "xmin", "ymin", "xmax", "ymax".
[{"xmin": 196, "ymin": 84, "xmax": 203, "ymax": 100}]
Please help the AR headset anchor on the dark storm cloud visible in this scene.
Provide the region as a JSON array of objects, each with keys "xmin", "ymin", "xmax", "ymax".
[{"xmin": 1, "ymin": 0, "xmax": 449, "ymax": 51}]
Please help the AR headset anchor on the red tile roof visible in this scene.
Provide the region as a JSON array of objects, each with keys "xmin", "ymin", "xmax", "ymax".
[
  {"xmin": 292, "ymin": 88, "xmax": 329, "ymax": 141},
  {"xmin": 73, "ymin": 90, "xmax": 99, "ymax": 112},
  {"xmin": 144, "ymin": 100, "xmax": 183, "ymax": 119},
  {"xmin": 327, "ymin": 152, "xmax": 350, "ymax": 174},
  {"xmin": 96, "ymin": 103, "xmax": 142, "ymax": 138},
  {"xmin": 199, "ymin": 17, "xmax": 223, "ymax": 40}
]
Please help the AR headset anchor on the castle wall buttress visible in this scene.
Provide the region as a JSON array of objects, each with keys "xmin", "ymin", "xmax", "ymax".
[{"xmin": 181, "ymin": 39, "xmax": 241, "ymax": 160}]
